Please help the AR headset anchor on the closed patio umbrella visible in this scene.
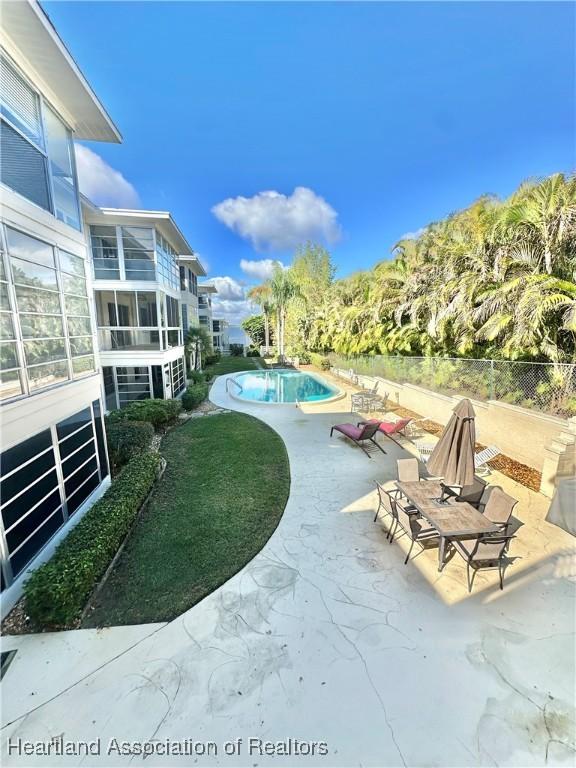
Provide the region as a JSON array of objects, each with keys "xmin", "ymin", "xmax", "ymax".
[{"xmin": 427, "ymin": 399, "xmax": 476, "ymax": 487}]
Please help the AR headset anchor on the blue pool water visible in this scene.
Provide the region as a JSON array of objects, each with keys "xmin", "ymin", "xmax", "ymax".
[{"xmin": 232, "ymin": 369, "xmax": 338, "ymax": 404}]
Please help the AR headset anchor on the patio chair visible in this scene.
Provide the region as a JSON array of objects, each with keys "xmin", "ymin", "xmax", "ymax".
[
  {"xmin": 451, "ymin": 533, "xmax": 515, "ymax": 592},
  {"xmin": 456, "ymin": 475, "xmax": 488, "ymax": 508},
  {"xmin": 389, "ymin": 493, "xmax": 439, "ymax": 563},
  {"xmin": 481, "ymin": 486, "xmax": 518, "ymax": 532},
  {"xmin": 474, "ymin": 445, "xmax": 501, "ymax": 475},
  {"xmin": 330, "ymin": 421, "xmax": 386, "ymax": 458},
  {"xmin": 358, "ymin": 417, "xmax": 413, "ymax": 447},
  {"xmin": 397, "ymin": 457, "xmax": 421, "ymax": 483},
  {"xmin": 373, "ymin": 483, "xmax": 405, "ymax": 537}
]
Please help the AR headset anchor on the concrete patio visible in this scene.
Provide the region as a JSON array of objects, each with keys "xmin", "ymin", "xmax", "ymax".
[{"xmin": 1, "ymin": 372, "xmax": 575, "ymax": 767}]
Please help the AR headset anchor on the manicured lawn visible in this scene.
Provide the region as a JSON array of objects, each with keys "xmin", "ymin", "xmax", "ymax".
[
  {"xmin": 83, "ymin": 412, "xmax": 290, "ymax": 627},
  {"xmin": 204, "ymin": 355, "xmax": 262, "ymax": 376}
]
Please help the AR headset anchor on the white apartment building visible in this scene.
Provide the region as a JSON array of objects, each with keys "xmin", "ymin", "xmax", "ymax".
[
  {"xmin": 0, "ymin": 1, "xmax": 120, "ymax": 605},
  {"xmin": 198, "ymin": 283, "xmax": 228, "ymax": 353},
  {"xmin": 81, "ymin": 202, "xmax": 205, "ymax": 410}
]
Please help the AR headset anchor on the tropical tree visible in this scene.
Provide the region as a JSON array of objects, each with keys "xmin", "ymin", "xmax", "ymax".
[
  {"xmin": 247, "ymin": 284, "xmax": 273, "ymax": 350},
  {"xmin": 269, "ymin": 266, "xmax": 301, "ymax": 361},
  {"xmin": 185, "ymin": 325, "xmax": 212, "ymax": 370}
]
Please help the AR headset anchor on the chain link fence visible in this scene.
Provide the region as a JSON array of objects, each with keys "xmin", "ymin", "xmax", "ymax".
[{"xmin": 328, "ymin": 355, "xmax": 576, "ymax": 419}]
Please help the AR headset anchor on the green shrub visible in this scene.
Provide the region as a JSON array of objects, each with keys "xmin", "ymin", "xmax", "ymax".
[
  {"xmin": 107, "ymin": 399, "xmax": 181, "ymax": 430},
  {"xmin": 229, "ymin": 344, "xmax": 244, "ymax": 356},
  {"xmin": 298, "ymin": 351, "xmax": 311, "ymax": 364},
  {"xmin": 24, "ymin": 452, "xmax": 162, "ymax": 629},
  {"xmin": 105, "ymin": 419, "xmax": 154, "ymax": 472},
  {"xmin": 182, "ymin": 382, "xmax": 209, "ymax": 411},
  {"xmin": 204, "ymin": 353, "xmax": 220, "ymax": 366},
  {"xmin": 187, "ymin": 370, "xmax": 205, "ymax": 384},
  {"xmin": 309, "ymin": 352, "xmax": 331, "ymax": 369},
  {"xmin": 246, "ymin": 348, "xmax": 260, "ymax": 358}
]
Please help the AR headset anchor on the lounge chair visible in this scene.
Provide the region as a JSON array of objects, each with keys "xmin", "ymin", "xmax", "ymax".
[
  {"xmin": 330, "ymin": 421, "xmax": 386, "ymax": 458},
  {"xmin": 358, "ymin": 417, "xmax": 413, "ymax": 447},
  {"xmin": 480, "ymin": 486, "xmax": 518, "ymax": 532},
  {"xmin": 451, "ymin": 533, "xmax": 515, "ymax": 592},
  {"xmin": 474, "ymin": 445, "xmax": 500, "ymax": 475}
]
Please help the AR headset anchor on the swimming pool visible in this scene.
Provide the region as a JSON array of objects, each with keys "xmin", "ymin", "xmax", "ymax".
[{"xmin": 230, "ymin": 369, "xmax": 341, "ymax": 404}]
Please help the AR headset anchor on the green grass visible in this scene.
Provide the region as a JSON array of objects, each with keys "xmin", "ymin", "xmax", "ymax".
[
  {"xmin": 204, "ymin": 355, "xmax": 262, "ymax": 377},
  {"xmin": 83, "ymin": 412, "xmax": 290, "ymax": 627}
]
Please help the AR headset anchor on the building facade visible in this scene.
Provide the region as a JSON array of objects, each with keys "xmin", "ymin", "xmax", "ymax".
[
  {"xmin": 0, "ymin": 0, "xmax": 120, "ymax": 608},
  {"xmin": 198, "ymin": 283, "xmax": 228, "ymax": 353},
  {"xmin": 82, "ymin": 203, "xmax": 204, "ymax": 410}
]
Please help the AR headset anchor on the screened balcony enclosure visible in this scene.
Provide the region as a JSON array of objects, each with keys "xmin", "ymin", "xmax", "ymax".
[
  {"xmin": 89, "ymin": 225, "xmax": 181, "ymax": 288},
  {"xmin": 95, "ymin": 289, "xmax": 182, "ymax": 352},
  {"xmin": 103, "ymin": 358, "xmax": 185, "ymax": 410}
]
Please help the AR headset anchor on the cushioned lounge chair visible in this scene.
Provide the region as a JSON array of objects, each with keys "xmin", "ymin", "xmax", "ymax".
[
  {"xmin": 330, "ymin": 421, "xmax": 386, "ymax": 458},
  {"xmin": 358, "ymin": 417, "xmax": 413, "ymax": 447}
]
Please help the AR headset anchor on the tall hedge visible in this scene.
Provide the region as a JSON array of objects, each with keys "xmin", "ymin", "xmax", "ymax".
[
  {"xmin": 24, "ymin": 452, "xmax": 162, "ymax": 629},
  {"xmin": 105, "ymin": 419, "xmax": 154, "ymax": 472},
  {"xmin": 107, "ymin": 399, "xmax": 181, "ymax": 430}
]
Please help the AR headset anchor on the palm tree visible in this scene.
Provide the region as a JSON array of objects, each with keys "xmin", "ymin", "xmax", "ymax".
[
  {"xmin": 269, "ymin": 266, "xmax": 300, "ymax": 361},
  {"xmin": 247, "ymin": 284, "xmax": 273, "ymax": 351},
  {"xmin": 185, "ymin": 325, "xmax": 212, "ymax": 370}
]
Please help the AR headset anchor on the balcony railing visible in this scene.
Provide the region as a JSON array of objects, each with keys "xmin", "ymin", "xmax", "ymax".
[{"xmin": 98, "ymin": 329, "xmax": 160, "ymax": 351}]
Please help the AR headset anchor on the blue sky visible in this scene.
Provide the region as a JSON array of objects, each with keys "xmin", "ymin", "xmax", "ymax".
[{"xmin": 46, "ymin": 1, "xmax": 575, "ymax": 325}]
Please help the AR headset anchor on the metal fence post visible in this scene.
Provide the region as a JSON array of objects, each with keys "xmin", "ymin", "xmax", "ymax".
[{"xmin": 490, "ymin": 359, "xmax": 495, "ymax": 401}]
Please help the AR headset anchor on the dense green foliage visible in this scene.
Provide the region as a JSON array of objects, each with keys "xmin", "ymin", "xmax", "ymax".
[
  {"xmin": 24, "ymin": 453, "xmax": 162, "ymax": 629},
  {"xmin": 188, "ymin": 369, "xmax": 210, "ymax": 384},
  {"xmin": 105, "ymin": 419, "xmax": 154, "ymax": 473},
  {"xmin": 242, "ymin": 314, "xmax": 267, "ymax": 347},
  {"xmin": 182, "ymin": 382, "xmax": 209, "ymax": 410},
  {"xmin": 107, "ymin": 399, "xmax": 182, "ymax": 430},
  {"xmin": 83, "ymin": 413, "xmax": 290, "ymax": 627},
  {"xmin": 229, "ymin": 343, "xmax": 244, "ymax": 356},
  {"xmin": 246, "ymin": 174, "xmax": 576, "ymax": 363}
]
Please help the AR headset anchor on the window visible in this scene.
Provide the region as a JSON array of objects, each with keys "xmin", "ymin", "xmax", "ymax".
[
  {"xmin": 90, "ymin": 226, "xmax": 119, "ymax": 279},
  {"xmin": 122, "ymin": 227, "xmax": 154, "ymax": 280},
  {"xmin": 103, "ymin": 367, "xmax": 116, "ymax": 411},
  {"xmin": 43, "ymin": 106, "xmax": 80, "ymax": 230},
  {"xmin": 60, "ymin": 250, "xmax": 94, "ymax": 378},
  {"xmin": 182, "ymin": 304, "xmax": 188, "ymax": 333},
  {"xmin": 171, "ymin": 357, "xmax": 185, "ymax": 396},
  {"xmin": 7, "ymin": 228, "xmax": 68, "ymax": 391},
  {"xmin": 0, "ymin": 401, "xmax": 108, "ymax": 585},
  {"xmin": 156, "ymin": 232, "xmax": 179, "ymax": 290},
  {"xmin": 179, "ymin": 266, "xmax": 187, "ymax": 291},
  {"xmin": 0, "ymin": 53, "xmax": 80, "ymax": 230},
  {"xmin": 115, "ymin": 366, "xmax": 151, "ymax": 406},
  {"xmin": 0, "ymin": 247, "xmax": 23, "ymax": 400},
  {"xmin": 0, "ymin": 227, "xmax": 96, "ymax": 400},
  {"xmin": 115, "ymin": 292, "xmax": 137, "ymax": 327},
  {"xmin": 137, "ymin": 292, "xmax": 157, "ymax": 326},
  {"xmin": 166, "ymin": 296, "xmax": 180, "ymax": 328}
]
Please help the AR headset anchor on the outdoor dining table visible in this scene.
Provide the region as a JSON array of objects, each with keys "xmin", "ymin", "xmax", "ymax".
[{"xmin": 396, "ymin": 480, "xmax": 499, "ymax": 572}]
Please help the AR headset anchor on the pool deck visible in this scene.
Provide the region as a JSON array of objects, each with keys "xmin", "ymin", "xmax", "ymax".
[{"xmin": 1, "ymin": 370, "xmax": 575, "ymax": 767}]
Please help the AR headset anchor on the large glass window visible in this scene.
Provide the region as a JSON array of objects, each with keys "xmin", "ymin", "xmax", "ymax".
[
  {"xmin": 0, "ymin": 227, "xmax": 97, "ymax": 400},
  {"xmin": 43, "ymin": 106, "xmax": 80, "ymax": 230},
  {"xmin": 156, "ymin": 232, "xmax": 179, "ymax": 290},
  {"xmin": 116, "ymin": 366, "xmax": 151, "ymax": 406},
  {"xmin": 90, "ymin": 226, "xmax": 120, "ymax": 279},
  {"xmin": 0, "ymin": 249, "xmax": 23, "ymax": 401},
  {"xmin": 137, "ymin": 292, "xmax": 157, "ymax": 326},
  {"xmin": 59, "ymin": 249, "xmax": 94, "ymax": 378},
  {"xmin": 171, "ymin": 357, "xmax": 185, "ymax": 396},
  {"xmin": 122, "ymin": 227, "xmax": 155, "ymax": 281},
  {"xmin": 116, "ymin": 291, "xmax": 138, "ymax": 326},
  {"xmin": 0, "ymin": 53, "xmax": 80, "ymax": 230}
]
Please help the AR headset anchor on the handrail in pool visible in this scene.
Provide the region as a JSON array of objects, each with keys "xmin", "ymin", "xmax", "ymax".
[{"xmin": 226, "ymin": 377, "xmax": 243, "ymax": 394}]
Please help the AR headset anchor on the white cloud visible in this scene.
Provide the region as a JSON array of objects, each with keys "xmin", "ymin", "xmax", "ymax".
[
  {"xmin": 205, "ymin": 275, "xmax": 258, "ymax": 327},
  {"xmin": 75, "ymin": 144, "xmax": 140, "ymax": 208},
  {"xmin": 399, "ymin": 227, "xmax": 426, "ymax": 241},
  {"xmin": 207, "ymin": 276, "xmax": 245, "ymax": 302},
  {"xmin": 240, "ymin": 258, "xmax": 286, "ymax": 281},
  {"xmin": 212, "ymin": 186, "xmax": 341, "ymax": 252}
]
